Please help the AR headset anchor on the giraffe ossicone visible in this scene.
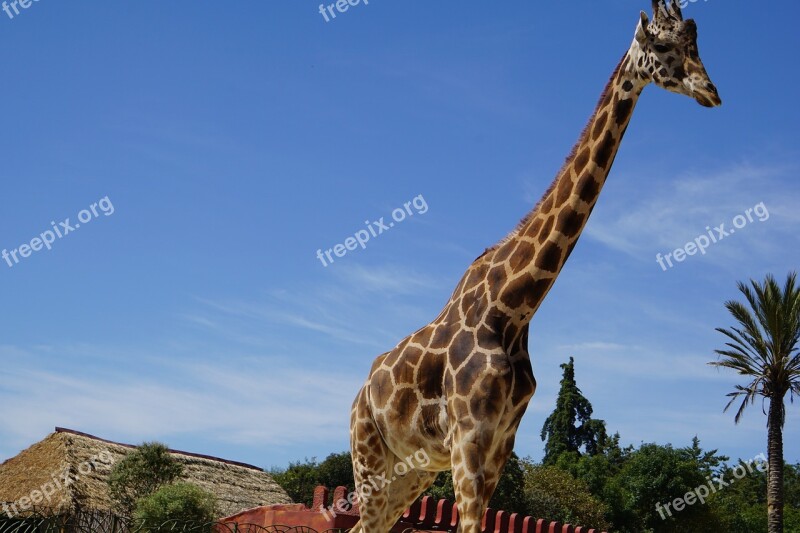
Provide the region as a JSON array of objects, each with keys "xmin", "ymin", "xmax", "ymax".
[{"xmin": 350, "ymin": 2, "xmax": 720, "ymax": 532}]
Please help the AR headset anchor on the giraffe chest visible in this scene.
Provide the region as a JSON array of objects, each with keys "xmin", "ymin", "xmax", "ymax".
[{"xmin": 368, "ymin": 347, "xmax": 535, "ymax": 470}]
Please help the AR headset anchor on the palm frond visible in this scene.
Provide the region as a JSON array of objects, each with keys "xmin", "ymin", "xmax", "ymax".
[
  {"xmin": 713, "ymin": 327, "xmax": 765, "ymax": 367},
  {"xmin": 710, "ymin": 272, "xmax": 800, "ymax": 428},
  {"xmin": 721, "ymin": 383, "xmax": 760, "ymax": 424}
]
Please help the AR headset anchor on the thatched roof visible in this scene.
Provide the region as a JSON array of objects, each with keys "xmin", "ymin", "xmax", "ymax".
[{"xmin": 0, "ymin": 428, "xmax": 292, "ymax": 518}]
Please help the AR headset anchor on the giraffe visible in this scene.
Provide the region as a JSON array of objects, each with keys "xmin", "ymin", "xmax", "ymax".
[{"xmin": 349, "ymin": 2, "xmax": 720, "ymax": 531}]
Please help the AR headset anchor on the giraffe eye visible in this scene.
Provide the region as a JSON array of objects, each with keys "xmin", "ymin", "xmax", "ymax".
[{"xmin": 654, "ymin": 44, "xmax": 671, "ymax": 53}]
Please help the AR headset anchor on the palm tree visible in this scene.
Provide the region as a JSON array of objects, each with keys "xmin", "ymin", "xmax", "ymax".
[{"xmin": 709, "ymin": 272, "xmax": 800, "ymax": 533}]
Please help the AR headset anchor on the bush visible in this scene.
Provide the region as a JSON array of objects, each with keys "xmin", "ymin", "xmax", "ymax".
[
  {"xmin": 270, "ymin": 452, "xmax": 355, "ymax": 506},
  {"xmin": 522, "ymin": 462, "xmax": 610, "ymax": 531},
  {"xmin": 108, "ymin": 442, "xmax": 184, "ymax": 518},
  {"xmin": 133, "ymin": 483, "xmax": 217, "ymax": 529},
  {"xmin": 317, "ymin": 452, "xmax": 355, "ymax": 492}
]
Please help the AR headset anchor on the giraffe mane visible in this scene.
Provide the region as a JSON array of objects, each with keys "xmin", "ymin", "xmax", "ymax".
[{"xmin": 486, "ymin": 51, "xmax": 629, "ymax": 254}]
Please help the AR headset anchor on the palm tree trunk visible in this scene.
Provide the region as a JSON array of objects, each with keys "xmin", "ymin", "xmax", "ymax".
[{"xmin": 767, "ymin": 396, "xmax": 784, "ymax": 533}]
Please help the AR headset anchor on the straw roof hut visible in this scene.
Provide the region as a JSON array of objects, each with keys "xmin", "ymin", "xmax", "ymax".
[{"xmin": 0, "ymin": 428, "xmax": 292, "ymax": 518}]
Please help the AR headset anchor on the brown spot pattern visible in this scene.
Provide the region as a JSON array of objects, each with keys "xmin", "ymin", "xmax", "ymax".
[
  {"xmin": 557, "ymin": 208, "xmax": 586, "ymax": 238},
  {"xmin": 574, "ymin": 147, "xmax": 591, "ymax": 175},
  {"xmin": 576, "ymin": 173, "xmax": 600, "ymax": 204},
  {"xmin": 614, "ymin": 98, "xmax": 633, "ymax": 125},
  {"xmin": 592, "ymin": 111, "xmax": 608, "ymax": 140},
  {"xmin": 534, "ymin": 241, "xmax": 563, "ymax": 273},
  {"xmin": 594, "ymin": 130, "xmax": 616, "ymax": 169}
]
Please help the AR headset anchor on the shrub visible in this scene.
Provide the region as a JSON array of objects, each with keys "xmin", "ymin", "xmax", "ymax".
[
  {"xmin": 108, "ymin": 442, "xmax": 184, "ymax": 518},
  {"xmin": 133, "ymin": 483, "xmax": 217, "ymax": 529}
]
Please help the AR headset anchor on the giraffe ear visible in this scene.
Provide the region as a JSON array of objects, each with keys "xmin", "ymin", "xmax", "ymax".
[{"xmin": 635, "ymin": 11, "xmax": 650, "ymax": 43}]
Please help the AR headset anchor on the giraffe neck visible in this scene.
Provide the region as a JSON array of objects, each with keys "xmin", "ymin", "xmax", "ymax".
[{"xmin": 488, "ymin": 47, "xmax": 647, "ymax": 330}]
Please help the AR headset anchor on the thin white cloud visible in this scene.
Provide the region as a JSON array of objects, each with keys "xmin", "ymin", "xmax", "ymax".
[
  {"xmin": 0, "ymin": 346, "xmax": 360, "ymax": 461},
  {"xmin": 532, "ymin": 338, "xmax": 730, "ymax": 384},
  {"xmin": 0, "ymin": 262, "xmax": 443, "ymax": 462},
  {"xmin": 189, "ymin": 296, "xmax": 372, "ymax": 346},
  {"xmin": 584, "ymin": 161, "xmax": 800, "ymax": 266},
  {"xmin": 336, "ymin": 263, "xmax": 439, "ymax": 295},
  {"xmin": 186, "ymin": 263, "xmax": 441, "ymax": 350}
]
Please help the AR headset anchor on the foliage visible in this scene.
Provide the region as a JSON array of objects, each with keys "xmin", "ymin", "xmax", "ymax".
[
  {"xmin": 317, "ymin": 451, "xmax": 355, "ymax": 491},
  {"xmin": 554, "ymin": 433, "xmax": 631, "ymax": 528},
  {"xmin": 270, "ymin": 451, "xmax": 354, "ymax": 507},
  {"xmin": 425, "ymin": 470, "xmax": 454, "ymax": 503},
  {"xmin": 710, "ymin": 462, "xmax": 800, "ymax": 533},
  {"xmin": 269, "ymin": 458, "xmax": 322, "ymax": 507},
  {"xmin": 108, "ymin": 442, "xmax": 184, "ymax": 518},
  {"xmin": 540, "ymin": 357, "xmax": 608, "ymax": 465},
  {"xmin": 547, "ymin": 437, "xmax": 726, "ymax": 532},
  {"xmin": 133, "ymin": 482, "xmax": 217, "ymax": 529},
  {"xmin": 520, "ymin": 460, "xmax": 610, "ymax": 531},
  {"xmin": 607, "ymin": 441, "xmax": 727, "ymax": 532}
]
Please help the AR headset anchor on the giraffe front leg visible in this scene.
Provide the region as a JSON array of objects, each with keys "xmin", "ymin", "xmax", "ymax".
[
  {"xmin": 350, "ymin": 386, "xmax": 395, "ymax": 533},
  {"xmin": 451, "ymin": 439, "xmax": 488, "ymax": 533},
  {"xmin": 450, "ymin": 431, "xmax": 515, "ymax": 533}
]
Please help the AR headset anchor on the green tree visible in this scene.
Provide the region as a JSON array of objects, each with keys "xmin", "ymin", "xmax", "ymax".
[
  {"xmin": 786, "ymin": 463, "xmax": 800, "ymax": 530},
  {"xmin": 710, "ymin": 462, "xmax": 800, "ymax": 533},
  {"xmin": 108, "ymin": 442, "xmax": 184, "ymax": 518},
  {"xmin": 317, "ymin": 451, "xmax": 355, "ymax": 491},
  {"xmin": 556, "ymin": 431, "xmax": 631, "ymax": 491},
  {"xmin": 269, "ymin": 457, "xmax": 321, "ymax": 507},
  {"xmin": 710, "ymin": 273, "xmax": 800, "ymax": 533},
  {"xmin": 556, "ymin": 432, "xmax": 632, "ymax": 528},
  {"xmin": 269, "ymin": 451, "xmax": 355, "ymax": 507},
  {"xmin": 133, "ymin": 482, "xmax": 217, "ymax": 529},
  {"xmin": 608, "ymin": 441, "xmax": 726, "ymax": 533},
  {"xmin": 521, "ymin": 460, "xmax": 610, "ymax": 531},
  {"xmin": 425, "ymin": 470, "xmax": 454, "ymax": 503},
  {"xmin": 540, "ymin": 357, "xmax": 608, "ymax": 465}
]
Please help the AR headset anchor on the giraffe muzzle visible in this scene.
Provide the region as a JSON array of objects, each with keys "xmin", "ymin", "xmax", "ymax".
[
  {"xmin": 687, "ymin": 78, "xmax": 722, "ymax": 108},
  {"xmin": 695, "ymin": 87, "xmax": 722, "ymax": 108}
]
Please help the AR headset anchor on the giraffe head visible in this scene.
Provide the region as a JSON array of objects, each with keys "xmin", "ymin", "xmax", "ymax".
[{"xmin": 632, "ymin": 0, "xmax": 721, "ymax": 107}]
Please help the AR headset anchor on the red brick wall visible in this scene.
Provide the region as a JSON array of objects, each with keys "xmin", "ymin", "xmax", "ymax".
[{"xmin": 218, "ymin": 486, "xmax": 607, "ymax": 533}]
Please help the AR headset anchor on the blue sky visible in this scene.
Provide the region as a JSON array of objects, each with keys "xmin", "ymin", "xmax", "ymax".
[{"xmin": 1, "ymin": 1, "xmax": 798, "ymax": 473}]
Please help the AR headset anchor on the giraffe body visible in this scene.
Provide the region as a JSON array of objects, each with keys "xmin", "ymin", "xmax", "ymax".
[{"xmin": 350, "ymin": 2, "xmax": 720, "ymax": 531}]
